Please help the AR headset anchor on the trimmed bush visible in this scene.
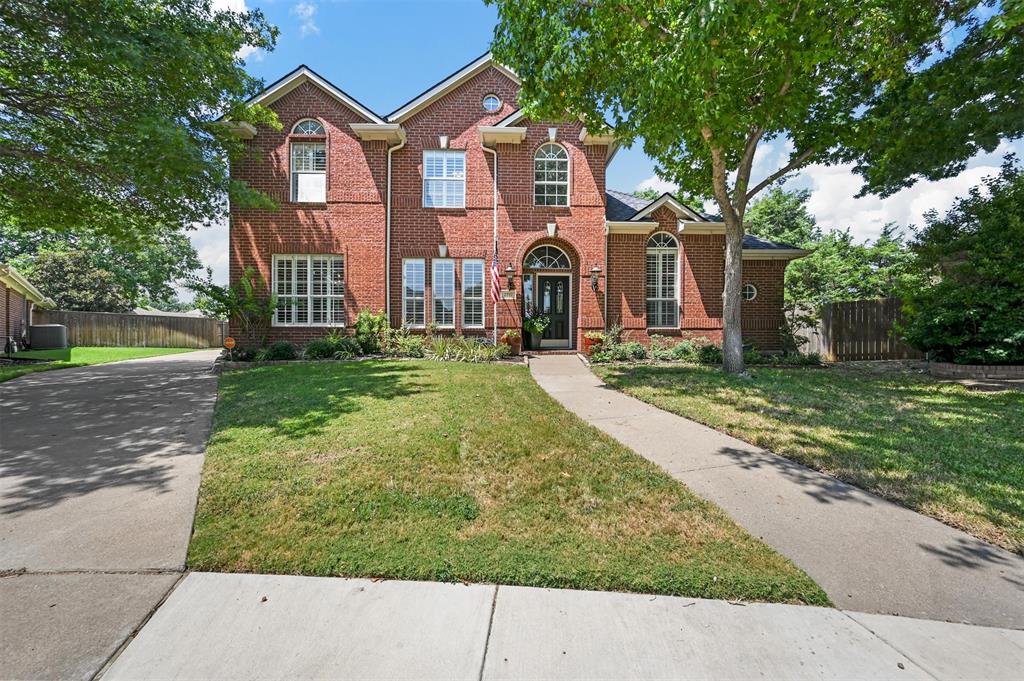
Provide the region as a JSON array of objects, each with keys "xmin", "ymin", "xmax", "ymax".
[
  {"xmin": 258, "ymin": 341, "xmax": 297, "ymax": 361},
  {"xmin": 303, "ymin": 338, "xmax": 337, "ymax": 360}
]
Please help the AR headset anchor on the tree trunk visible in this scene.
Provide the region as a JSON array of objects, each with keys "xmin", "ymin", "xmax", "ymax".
[{"xmin": 722, "ymin": 212, "xmax": 745, "ymax": 373}]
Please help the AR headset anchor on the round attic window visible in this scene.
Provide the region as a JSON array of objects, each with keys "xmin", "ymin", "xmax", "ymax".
[{"xmin": 482, "ymin": 94, "xmax": 501, "ymax": 113}]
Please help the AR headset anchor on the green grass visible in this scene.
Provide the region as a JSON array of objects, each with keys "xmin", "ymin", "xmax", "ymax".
[
  {"xmin": 594, "ymin": 363, "xmax": 1024, "ymax": 554},
  {"xmin": 188, "ymin": 361, "xmax": 827, "ymax": 604},
  {"xmin": 0, "ymin": 346, "xmax": 198, "ymax": 383}
]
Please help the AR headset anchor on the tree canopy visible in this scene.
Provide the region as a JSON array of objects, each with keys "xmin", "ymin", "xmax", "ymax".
[
  {"xmin": 489, "ymin": 0, "xmax": 962, "ymax": 371},
  {"xmin": 0, "ymin": 223, "xmax": 202, "ymax": 308},
  {"xmin": 0, "ymin": 0, "xmax": 279, "ymax": 242}
]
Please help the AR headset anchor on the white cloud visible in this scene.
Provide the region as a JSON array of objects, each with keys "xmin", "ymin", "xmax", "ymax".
[
  {"xmin": 292, "ymin": 2, "xmax": 320, "ymax": 38},
  {"xmin": 635, "ymin": 175, "xmax": 677, "ymax": 194},
  {"xmin": 175, "ymin": 219, "xmax": 230, "ymax": 302}
]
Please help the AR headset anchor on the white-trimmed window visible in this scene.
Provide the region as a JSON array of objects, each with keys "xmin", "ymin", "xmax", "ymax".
[
  {"xmin": 273, "ymin": 254, "xmax": 344, "ymax": 326},
  {"xmin": 482, "ymin": 94, "xmax": 501, "ymax": 112},
  {"xmin": 646, "ymin": 232, "xmax": 679, "ymax": 328},
  {"xmin": 534, "ymin": 143, "xmax": 569, "ymax": 206},
  {"xmin": 743, "ymin": 283, "xmax": 758, "ymax": 301},
  {"xmin": 423, "ymin": 150, "xmax": 465, "ymax": 208},
  {"xmin": 292, "ymin": 118, "xmax": 325, "ymax": 135},
  {"xmin": 462, "ymin": 259, "xmax": 484, "ymax": 328},
  {"xmin": 290, "ymin": 141, "xmax": 326, "ymax": 202},
  {"xmin": 402, "ymin": 258, "xmax": 426, "ymax": 326},
  {"xmin": 432, "ymin": 259, "xmax": 455, "ymax": 327}
]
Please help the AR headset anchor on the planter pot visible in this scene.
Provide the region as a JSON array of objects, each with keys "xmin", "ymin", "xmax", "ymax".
[
  {"xmin": 528, "ymin": 332, "xmax": 542, "ymax": 350},
  {"xmin": 583, "ymin": 337, "xmax": 602, "ymax": 355},
  {"xmin": 502, "ymin": 337, "xmax": 522, "ymax": 355}
]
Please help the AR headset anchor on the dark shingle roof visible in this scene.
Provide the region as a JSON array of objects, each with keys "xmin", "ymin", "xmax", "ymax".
[
  {"xmin": 605, "ymin": 190, "xmax": 652, "ymax": 221},
  {"xmin": 742, "ymin": 234, "xmax": 801, "ymax": 250}
]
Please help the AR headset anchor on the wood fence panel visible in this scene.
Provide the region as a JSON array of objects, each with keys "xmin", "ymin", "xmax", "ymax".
[
  {"xmin": 795, "ymin": 298, "xmax": 923, "ymax": 362},
  {"xmin": 33, "ymin": 310, "xmax": 227, "ymax": 348}
]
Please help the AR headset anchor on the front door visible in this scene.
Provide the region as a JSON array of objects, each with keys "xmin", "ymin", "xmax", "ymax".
[{"xmin": 537, "ymin": 275, "xmax": 570, "ymax": 348}]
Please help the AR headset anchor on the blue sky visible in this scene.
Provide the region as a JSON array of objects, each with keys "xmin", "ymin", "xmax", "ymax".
[{"xmin": 189, "ymin": 0, "xmax": 1019, "ymax": 293}]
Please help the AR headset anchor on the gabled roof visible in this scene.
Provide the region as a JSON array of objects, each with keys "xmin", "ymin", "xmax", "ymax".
[
  {"xmin": 245, "ymin": 64, "xmax": 387, "ymax": 125},
  {"xmin": 386, "ymin": 52, "xmax": 519, "ymax": 123}
]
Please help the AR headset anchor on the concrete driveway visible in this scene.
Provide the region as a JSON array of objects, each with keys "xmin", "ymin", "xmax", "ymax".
[{"xmin": 0, "ymin": 350, "xmax": 220, "ymax": 680}]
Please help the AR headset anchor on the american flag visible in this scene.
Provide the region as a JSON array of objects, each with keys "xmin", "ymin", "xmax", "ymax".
[{"xmin": 490, "ymin": 253, "xmax": 501, "ymax": 303}]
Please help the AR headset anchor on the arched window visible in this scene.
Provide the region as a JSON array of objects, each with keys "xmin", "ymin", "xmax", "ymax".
[
  {"xmin": 292, "ymin": 118, "xmax": 325, "ymax": 135},
  {"xmin": 524, "ymin": 245, "xmax": 571, "ymax": 270},
  {"xmin": 290, "ymin": 119, "xmax": 326, "ymax": 202},
  {"xmin": 534, "ymin": 143, "xmax": 569, "ymax": 206},
  {"xmin": 646, "ymin": 232, "xmax": 678, "ymax": 328}
]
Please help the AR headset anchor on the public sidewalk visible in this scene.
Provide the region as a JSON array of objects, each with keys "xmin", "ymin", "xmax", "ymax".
[
  {"xmin": 529, "ymin": 354, "xmax": 1024, "ymax": 630},
  {"xmin": 102, "ymin": 572, "xmax": 1024, "ymax": 680}
]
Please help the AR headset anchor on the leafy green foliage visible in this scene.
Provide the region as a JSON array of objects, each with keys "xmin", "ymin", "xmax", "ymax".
[
  {"xmin": 354, "ymin": 310, "xmax": 390, "ymax": 354},
  {"xmin": 23, "ymin": 250, "xmax": 132, "ymax": 312},
  {"xmin": 191, "ymin": 267, "xmax": 275, "ymax": 347},
  {"xmin": 900, "ymin": 160, "xmax": 1024, "ymax": 364},
  {"xmin": 258, "ymin": 341, "xmax": 297, "ymax": 362},
  {"xmin": 425, "ymin": 336, "xmax": 511, "ymax": 363},
  {"xmin": 0, "ymin": 223, "xmax": 201, "ymax": 307},
  {"xmin": 846, "ymin": 3, "xmax": 1024, "ymax": 196},
  {"xmin": 746, "ymin": 186, "xmax": 920, "ymax": 318},
  {"xmin": 0, "ymin": 0, "xmax": 279, "ymax": 241}
]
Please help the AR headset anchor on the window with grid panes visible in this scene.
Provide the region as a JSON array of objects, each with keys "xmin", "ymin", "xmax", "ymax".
[
  {"xmin": 646, "ymin": 233, "xmax": 679, "ymax": 328},
  {"xmin": 273, "ymin": 255, "xmax": 344, "ymax": 326}
]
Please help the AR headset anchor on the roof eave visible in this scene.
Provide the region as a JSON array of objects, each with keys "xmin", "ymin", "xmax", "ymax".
[
  {"xmin": 350, "ymin": 123, "xmax": 406, "ymax": 144},
  {"xmin": 246, "ymin": 66, "xmax": 387, "ymax": 125},
  {"xmin": 632, "ymin": 194, "xmax": 705, "ymax": 222},
  {"xmin": 0, "ymin": 264, "xmax": 55, "ymax": 307},
  {"xmin": 742, "ymin": 249, "xmax": 812, "ymax": 260},
  {"xmin": 605, "ymin": 220, "xmax": 659, "ymax": 235},
  {"xmin": 480, "ymin": 126, "xmax": 527, "ymax": 145}
]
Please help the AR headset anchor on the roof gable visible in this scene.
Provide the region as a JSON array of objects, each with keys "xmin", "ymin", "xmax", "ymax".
[
  {"xmin": 386, "ymin": 52, "xmax": 519, "ymax": 123},
  {"xmin": 248, "ymin": 65, "xmax": 386, "ymax": 125}
]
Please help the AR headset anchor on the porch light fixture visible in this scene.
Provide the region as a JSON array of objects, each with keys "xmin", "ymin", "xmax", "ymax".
[
  {"xmin": 590, "ymin": 264, "xmax": 602, "ymax": 291},
  {"xmin": 505, "ymin": 263, "xmax": 515, "ymax": 290}
]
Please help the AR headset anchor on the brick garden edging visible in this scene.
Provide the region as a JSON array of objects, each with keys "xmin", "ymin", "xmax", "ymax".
[
  {"xmin": 216, "ymin": 355, "xmax": 526, "ymax": 372},
  {"xmin": 929, "ymin": 362, "xmax": 1024, "ymax": 379}
]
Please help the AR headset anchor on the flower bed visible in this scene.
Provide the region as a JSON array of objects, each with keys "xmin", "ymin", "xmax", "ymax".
[
  {"xmin": 929, "ymin": 362, "xmax": 1024, "ymax": 380},
  {"xmin": 588, "ymin": 332, "xmax": 821, "ymax": 367}
]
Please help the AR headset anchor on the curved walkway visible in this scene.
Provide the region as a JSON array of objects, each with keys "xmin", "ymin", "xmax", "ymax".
[
  {"xmin": 530, "ymin": 354, "xmax": 1024, "ymax": 630},
  {"xmin": 0, "ymin": 350, "xmax": 221, "ymax": 680}
]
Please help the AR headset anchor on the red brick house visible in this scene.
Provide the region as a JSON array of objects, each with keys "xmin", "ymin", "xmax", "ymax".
[{"xmin": 229, "ymin": 53, "xmax": 807, "ymax": 351}]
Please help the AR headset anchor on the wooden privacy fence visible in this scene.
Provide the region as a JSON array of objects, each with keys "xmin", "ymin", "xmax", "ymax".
[
  {"xmin": 796, "ymin": 298, "xmax": 924, "ymax": 362},
  {"xmin": 34, "ymin": 310, "xmax": 227, "ymax": 349}
]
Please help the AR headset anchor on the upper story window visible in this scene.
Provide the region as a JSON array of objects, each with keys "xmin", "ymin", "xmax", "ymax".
[
  {"xmin": 646, "ymin": 232, "xmax": 679, "ymax": 328},
  {"xmin": 482, "ymin": 94, "xmax": 501, "ymax": 112},
  {"xmin": 423, "ymin": 150, "xmax": 465, "ymax": 208},
  {"xmin": 292, "ymin": 118, "xmax": 325, "ymax": 135},
  {"xmin": 534, "ymin": 143, "xmax": 569, "ymax": 206}
]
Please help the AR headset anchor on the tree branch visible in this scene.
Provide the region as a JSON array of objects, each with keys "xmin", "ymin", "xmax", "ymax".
[{"xmin": 745, "ymin": 147, "xmax": 817, "ymax": 201}]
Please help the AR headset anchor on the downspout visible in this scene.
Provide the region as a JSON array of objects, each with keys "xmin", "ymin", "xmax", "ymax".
[
  {"xmin": 385, "ymin": 135, "xmax": 407, "ymax": 324},
  {"xmin": 603, "ymin": 228, "xmax": 609, "ymax": 332},
  {"xmin": 481, "ymin": 143, "xmax": 498, "ymax": 344}
]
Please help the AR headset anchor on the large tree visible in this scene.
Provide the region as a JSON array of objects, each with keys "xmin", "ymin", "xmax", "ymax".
[
  {"xmin": 0, "ymin": 224, "xmax": 202, "ymax": 307},
  {"xmin": 489, "ymin": 0, "xmax": 1014, "ymax": 372},
  {"xmin": 0, "ymin": 0, "xmax": 279, "ymax": 242}
]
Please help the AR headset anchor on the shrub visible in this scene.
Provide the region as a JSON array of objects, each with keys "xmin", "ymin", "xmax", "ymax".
[
  {"xmin": 696, "ymin": 342, "xmax": 723, "ymax": 365},
  {"xmin": 354, "ymin": 310, "xmax": 389, "ymax": 354},
  {"xmin": 303, "ymin": 338, "xmax": 337, "ymax": 360},
  {"xmin": 649, "ymin": 334, "xmax": 675, "ymax": 361},
  {"xmin": 426, "ymin": 335, "xmax": 510, "ymax": 362},
  {"xmin": 257, "ymin": 341, "xmax": 297, "ymax": 361},
  {"xmin": 229, "ymin": 345, "xmax": 262, "ymax": 362},
  {"xmin": 605, "ymin": 341, "xmax": 648, "ymax": 362}
]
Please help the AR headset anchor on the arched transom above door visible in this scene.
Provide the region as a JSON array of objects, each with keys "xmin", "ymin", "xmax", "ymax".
[{"xmin": 524, "ymin": 245, "xmax": 571, "ymax": 270}]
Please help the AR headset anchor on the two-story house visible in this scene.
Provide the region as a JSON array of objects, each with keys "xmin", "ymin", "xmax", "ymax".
[{"xmin": 228, "ymin": 52, "xmax": 806, "ymax": 351}]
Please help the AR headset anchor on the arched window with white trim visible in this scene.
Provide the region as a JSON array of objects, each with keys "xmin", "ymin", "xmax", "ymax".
[
  {"xmin": 534, "ymin": 143, "xmax": 569, "ymax": 206},
  {"xmin": 646, "ymin": 232, "xmax": 679, "ymax": 328},
  {"xmin": 524, "ymin": 245, "xmax": 571, "ymax": 270},
  {"xmin": 290, "ymin": 119, "xmax": 326, "ymax": 202}
]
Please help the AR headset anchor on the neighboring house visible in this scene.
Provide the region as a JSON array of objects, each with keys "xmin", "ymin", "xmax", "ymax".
[
  {"xmin": 228, "ymin": 52, "xmax": 807, "ymax": 350},
  {"xmin": 0, "ymin": 263, "xmax": 55, "ymax": 345}
]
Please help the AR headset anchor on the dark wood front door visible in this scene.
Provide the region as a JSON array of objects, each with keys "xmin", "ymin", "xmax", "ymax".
[{"xmin": 537, "ymin": 275, "xmax": 570, "ymax": 348}]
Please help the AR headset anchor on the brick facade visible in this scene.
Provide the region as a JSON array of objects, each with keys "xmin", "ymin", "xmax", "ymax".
[
  {"xmin": 229, "ymin": 59, "xmax": 793, "ymax": 351},
  {"xmin": 1, "ymin": 284, "xmax": 28, "ymax": 341}
]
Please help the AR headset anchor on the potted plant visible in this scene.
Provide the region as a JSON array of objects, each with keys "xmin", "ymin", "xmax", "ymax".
[
  {"xmin": 501, "ymin": 329, "xmax": 522, "ymax": 355},
  {"xmin": 583, "ymin": 331, "xmax": 605, "ymax": 355},
  {"xmin": 523, "ymin": 308, "xmax": 551, "ymax": 350}
]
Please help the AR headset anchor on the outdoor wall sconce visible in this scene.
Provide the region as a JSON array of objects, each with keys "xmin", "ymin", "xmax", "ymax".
[
  {"xmin": 590, "ymin": 264, "xmax": 602, "ymax": 291},
  {"xmin": 505, "ymin": 263, "xmax": 515, "ymax": 290}
]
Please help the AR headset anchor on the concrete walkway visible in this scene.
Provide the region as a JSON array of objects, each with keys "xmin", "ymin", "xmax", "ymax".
[
  {"xmin": 103, "ymin": 572, "xmax": 1024, "ymax": 680},
  {"xmin": 0, "ymin": 350, "xmax": 221, "ymax": 681},
  {"xmin": 530, "ymin": 355, "xmax": 1024, "ymax": 630}
]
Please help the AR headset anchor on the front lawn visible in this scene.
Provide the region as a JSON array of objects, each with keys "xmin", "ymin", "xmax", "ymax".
[
  {"xmin": 594, "ymin": 364, "xmax": 1024, "ymax": 554},
  {"xmin": 188, "ymin": 361, "xmax": 827, "ymax": 604},
  {"xmin": 0, "ymin": 346, "xmax": 199, "ymax": 383}
]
